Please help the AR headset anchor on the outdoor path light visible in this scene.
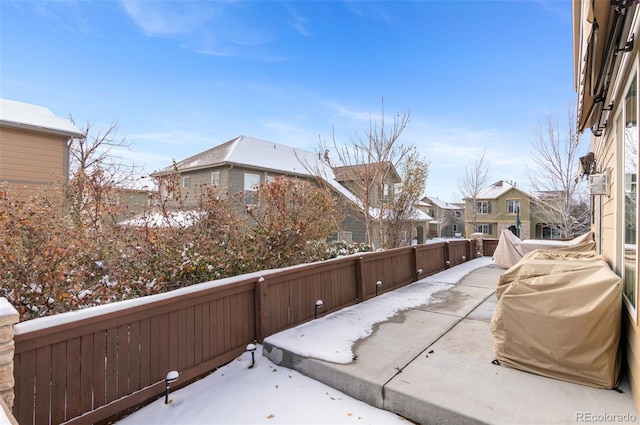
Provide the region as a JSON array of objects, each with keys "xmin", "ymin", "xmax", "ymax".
[
  {"xmin": 164, "ymin": 370, "xmax": 179, "ymax": 404},
  {"xmin": 246, "ymin": 343, "xmax": 257, "ymax": 368},
  {"xmin": 315, "ymin": 299, "xmax": 324, "ymax": 319},
  {"xmin": 416, "ymin": 269, "xmax": 423, "ymax": 280},
  {"xmin": 375, "ymin": 281, "xmax": 383, "ymax": 296}
]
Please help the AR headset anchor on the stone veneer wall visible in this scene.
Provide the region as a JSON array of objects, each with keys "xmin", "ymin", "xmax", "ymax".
[{"xmin": 0, "ymin": 298, "xmax": 18, "ymax": 409}]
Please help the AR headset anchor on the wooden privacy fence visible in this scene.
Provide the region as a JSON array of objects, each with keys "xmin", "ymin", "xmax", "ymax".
[{"xmin": 12, "ymin": 239, "xmax": 481, "ymax": 425}]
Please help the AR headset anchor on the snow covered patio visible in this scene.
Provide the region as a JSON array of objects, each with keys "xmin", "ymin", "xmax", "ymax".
[{"xmin": 118, "ymin": 259, "xmax": 638, "ymax": 424}]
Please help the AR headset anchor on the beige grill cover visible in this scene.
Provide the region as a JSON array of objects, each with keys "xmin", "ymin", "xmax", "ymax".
[
  {"xmin": 490, "ymin": 249, "xmax": 622, "ymax": 389},
  {"xmin": 492, "ymin": 230, "xmax": 595, "ymax": 269}
]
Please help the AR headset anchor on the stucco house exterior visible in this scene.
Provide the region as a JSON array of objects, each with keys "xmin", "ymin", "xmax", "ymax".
[
  {"xmin": 0, "ymin": 98, "xmax": 83, "ymax": 201},
  {"xmin": 462, "ymin": 181, "xmax": 534, "ymax": 239},
  {"xmin": 573, "ymin": 0, "xmax": 639, "ymax": 407}
]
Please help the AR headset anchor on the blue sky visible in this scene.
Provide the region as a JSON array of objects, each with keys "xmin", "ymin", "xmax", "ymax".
[{"xmin": 0, "ymin": 0, "xmax": 577, "ymax": 201}]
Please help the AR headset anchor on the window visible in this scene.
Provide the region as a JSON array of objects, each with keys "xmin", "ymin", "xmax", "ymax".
[
  {"xmin": 211, "ymin": 171, "xmax": 220, "ymax": 186},
  {"xmin": 622, "ymin": 74, "xmax": 638, "ymax": 312},
  {"xmin": 244, "ymin": 173, "xmax": 261, "ymax": 205},
  {"xmin": 476, "ymin": 200, "xmax": 491, "ymax": 214},
  {"xmin": 476, "ymin": 224, "xmax": 493, "ymax": 234},
  {"xmin": 383, "ymin": 184, "xmax": 390, "ymax": 199},
  {"xmin": 266, "ymin": 175, "xmax": 277, "ymax": 184},
  {"xmin": 428, "ymin": 209, "xmax": 436, "ymax": 218},
  {"xmin": 182, "ymin": 176, "xmax": 190, "ymax": 188},
  {"xmin": 507, "ymin": 200, "xmax": 520, "ymax": 214},
  {"xmin": 542, "ymin": 226, "xmax": 561, "ymax": 240},
  {"xmin": 455, "ymin": 211, "xmax": 461, "ymax": 218}
]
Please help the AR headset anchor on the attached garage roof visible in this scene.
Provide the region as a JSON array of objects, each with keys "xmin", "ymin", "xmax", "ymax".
[{"xmin": 0, "ymin": 98, "xmax": 84, "ymax": 138}]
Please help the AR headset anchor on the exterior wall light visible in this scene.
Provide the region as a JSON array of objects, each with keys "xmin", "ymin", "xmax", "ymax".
[
  {"xmin": 375, "ymin": 281, "xmax": 383, "ymax": 296},
  {"xmin": 315, "ymin": 299, "xmax": 324, "ymax": 319},
  {"xmin": 165, "ymin": 370, "xmax": 179, "ymax": 404}
]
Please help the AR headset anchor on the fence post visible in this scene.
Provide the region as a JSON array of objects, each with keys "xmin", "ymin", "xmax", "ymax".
[
  {"xmin": 472, "ymin": 233, "xmax": 484, "ymax": 257},
  {"xmin": 255, "ymin": 277, "xmax": 269, "ymax": 342},
  {"xmin": 355, "ymin": 257, "xmax": 364, "ymax": 302},
  {"xmin": 411, "ymin": 247, "xmax": 418, "ymax": 281},
  {"xmin": 444, "ymin": 241, "xmax": 451, "ymax": 268},
  {"xmin": 0, "ymin": 298, "xmax": 18, "ymax": 410}
]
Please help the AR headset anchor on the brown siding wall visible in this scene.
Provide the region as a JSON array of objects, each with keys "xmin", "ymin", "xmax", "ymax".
[
  {"xmin": 0, "ymin": 126, "xmax": 68, "ymax": 201},
  {"xmin": 0, "ymin": 127, "xmax": 67, "ymax": 182}
]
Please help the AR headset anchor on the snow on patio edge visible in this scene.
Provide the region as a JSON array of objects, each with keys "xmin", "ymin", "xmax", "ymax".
[{"xmin": 264, "ymin": 256, "xmax": 494, "ymax": 364}]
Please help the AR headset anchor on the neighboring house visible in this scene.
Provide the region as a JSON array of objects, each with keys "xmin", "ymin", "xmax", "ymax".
[
  {"xmin": 463, "ymin": 181, "xmax": 533, "ymax": 239},
  {"xmin": 420, "ymin": 195, "xmax": 465, "ymax": 238},
  {"xmin": 150, "ymin": 135, "xmax": 366, "ymax": 242},
  {"xmin": 150, "ymin": 135, "xmax": 429, "ymax": 247},
  {"xmin": 0, "ymin": 98, "xmax": 83, "ymax": 201},
  {"xmin": 573, "ymin": 0, "xmax": 639, "ymax": 407},
  {"xmin": 333, "ymin": 162, "xmax": 401, "ymax": 208},
  {"xmin": 112, "ymin": 185, "xmax": 157, "ymax": 223}
]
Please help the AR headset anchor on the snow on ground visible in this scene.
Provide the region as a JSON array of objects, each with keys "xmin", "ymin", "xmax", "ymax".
[{"xmin": 118, "ymin": 257, "xmax": 494, "ymax": 425}]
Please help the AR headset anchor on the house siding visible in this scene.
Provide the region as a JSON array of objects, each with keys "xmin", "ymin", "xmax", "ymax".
[
  {"xmin": 574, "ymin": 0, "xmax": 640, "ymax": 408},
  {"xmin": 594, "ymin": 86, "xmax": 640, "ymax": 409},
  {"xmin": 0, "ymin": 126, "xmax": 68, "ymax": 200},
  {"xmin": 339, "ymin": 207, "xmax": 366, "ymax": 244},
  {"xmin": 464, "ymin": 187, "xmax": 536, "ymax": 239}
]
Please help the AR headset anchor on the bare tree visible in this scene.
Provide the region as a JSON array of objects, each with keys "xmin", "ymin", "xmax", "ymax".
[
  {"xmin": 457, "ymin": 150, "xmax": 490, "ymax": 233},
  {"xmin": 384, "ymin": 148, "xmax": 429, "ymax": 248},
  {"xmin": 319, "ymin": 100, "xmax": 413, "ymax": 248},
  {"xmin": 67, "ymin": 118, "xmax": 141, "ymax": 231},
  {"xmin": 525, "ymin": 107, "xmax": 589, "ymax": 238}
]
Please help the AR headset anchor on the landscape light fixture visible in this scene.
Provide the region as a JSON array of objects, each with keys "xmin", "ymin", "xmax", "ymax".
[
  {"xmin": 246, "ymin": 343, "xmax": 257, "ymax": 368},
  {"xmin": 461, "ymin": 256, "xmax": 466, "ymax": 262},
  {"xmin": 416, "ymin": 269, "xmax": 423, "ymax": 280},
  {"xmin": 375, "ymin": 280, "xmax": 383, "ymax": 296},
  {"xmin": 445, "ymin": 260, "xmax": 451, "ymax": 269},
  {"xmin": 315, "ymin": 299, "xmax": 324, "ymax": 319},
  {"xmin": 164, "ymin": 370, "xmax": 179, "ymax": 404}
]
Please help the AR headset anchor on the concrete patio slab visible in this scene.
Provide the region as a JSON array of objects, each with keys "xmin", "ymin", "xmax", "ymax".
[{"xmin": 263, "ymin": 265, "xmax": 639, "ymax": 425}]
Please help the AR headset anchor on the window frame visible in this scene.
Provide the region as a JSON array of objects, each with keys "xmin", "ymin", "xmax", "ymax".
[
  {"xmin": 182, "ymin": 175, "xmax": 190, "ymax": 188},
  {"xmin": 507, "ymin": 199, "xmax": 520, "ymax": 215},
  {"xmin": 476, "ymin": 200, "xmax": 491, "ymax": 215},
  {"xmin": 475, "ymin": 223, "xmax": 492, "ymax": 235},
  {"xmin": 244, "ymin": 172, "xmax": 261, "ymax": 205},
  {"xmin": 620, "ymin": 68, "xmax": 639, "ymax": 321},
  {"xmin": 211, "ymin": 171, "xmax": 220, "ymax": 186}
]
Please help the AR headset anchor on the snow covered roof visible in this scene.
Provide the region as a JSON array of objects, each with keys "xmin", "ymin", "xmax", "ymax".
[
  {"xmin": 0, "ymin": 98, "xmax": 84, "ymax": 137},
  {"xmin": 153, "ymin": 135, "xmax": 320, "ymax": 177},
  {"xmin": 423, "ymin": 196, "xmax": 460, "ymax": 210},
  {"xmin": 152, "ymin": 135, "xmax": 430, "ymax": 222},
  {"xmin": 475, "ymin": 180, "xmax": 531, "ymax": 200},
  {"xmin": 153, "ymin": 135, "xmax": 363, "ymax": 206},
  {"xmin": 413, "ymin": 209, "xmax": 433, "ymax": 221}
]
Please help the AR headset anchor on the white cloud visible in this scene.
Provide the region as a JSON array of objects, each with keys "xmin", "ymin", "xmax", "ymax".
[{"xmin": 119, "ymin": 1, "xmax": 215, "ymax": 37}]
